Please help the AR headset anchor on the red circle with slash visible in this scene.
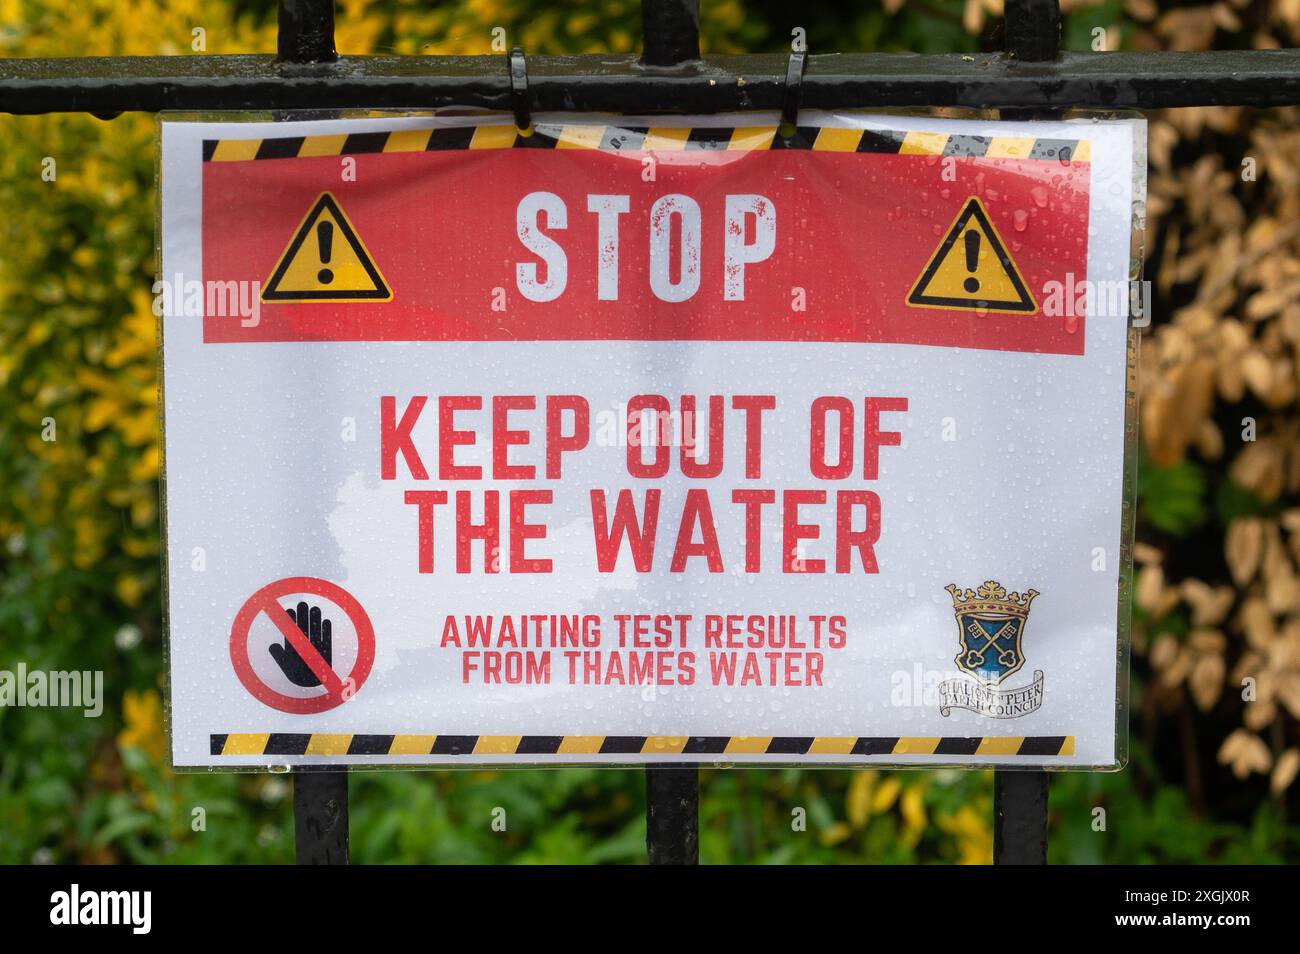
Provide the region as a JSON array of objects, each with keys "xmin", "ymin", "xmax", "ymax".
[{"xmin": 229, "ymin": 577, "xmax": 375, "ymax": 714}]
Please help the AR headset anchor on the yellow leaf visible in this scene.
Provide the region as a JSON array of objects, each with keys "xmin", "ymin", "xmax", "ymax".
[
  {"xmin": 871, "ymin": 776, "xmax": 902, "ymax": 814},
  {"xmin": 116, "ymin": 573, "xmax": 145, "ymax": 608},
  {"xmin": 84, "ymin": 396, "xmax": 119, "ymax": 432},
  {"xmin": 129, "ymin": 444, "xmax": 160, "ymax": 481},
  {"xmin": 1272, "ymin": 749, "xmax": 1300, "ymax": 795},
  {"xmin": 819, "ymin": 821, "xmax": 852, "ymax": 847},
  {"xmin": 25, "ymin": 321, "xmax": 51, "ymax": 346},
  {"xmin": 846, "ymin": 771, "xmax": 873, "ymax": 827},
  {"xmin": 1190, "ymin": 652, "xmax": 1225, "ymax": 710},
  {"xmin": 1225, "ymin": 518, "xmax": 1264, "ymax": 585},
  {"xmin": 118, "ymin": 689, "xmax": 166, "ymax": 761},
  {"xmin": 901, "ymin": 786, "xmax": 926, "ymax": 839}
]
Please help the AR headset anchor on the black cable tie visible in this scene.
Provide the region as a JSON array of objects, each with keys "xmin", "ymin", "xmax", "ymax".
[
  {"xmin": 508, "ymin": 46, "xmax": 532, "ymax": 135},
  {"xmin": 781, "ymin": 50, "xmax": 806, "ymax": 136}
]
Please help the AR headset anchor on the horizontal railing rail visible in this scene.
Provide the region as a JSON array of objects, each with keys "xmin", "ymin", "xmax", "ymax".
[{"xmin": 2, "ymin": 49, "xmax": 1300, "ymax": 116}]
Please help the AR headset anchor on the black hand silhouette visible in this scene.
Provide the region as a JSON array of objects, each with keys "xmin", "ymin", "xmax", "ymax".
[{"xmin": 269, "ymin": 601, "xmax": 333, "ymax": 687}]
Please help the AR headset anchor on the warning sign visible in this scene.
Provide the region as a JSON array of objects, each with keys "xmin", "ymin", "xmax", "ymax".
[
  {"xmin": 261, "ymin": 192, "xmax": 391, "ymax": 302},
  {"xmin": 907, "ymin": 196, "xmax": 1036, "ymax": 314},
  {"xmin": 228, "ymin": 577, "xmax": 375, "ymax": 714},
  {"xmin": 161, "ymin": 114, "xmax": 1143, "ymax": 770}
]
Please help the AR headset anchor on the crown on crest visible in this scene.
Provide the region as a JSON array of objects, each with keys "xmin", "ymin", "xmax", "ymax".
[{"xmin": 945, "ymin": 580, "xmax": 1039, "ymax": 618}]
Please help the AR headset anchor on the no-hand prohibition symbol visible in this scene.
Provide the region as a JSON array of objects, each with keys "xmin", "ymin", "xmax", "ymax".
[{"xmin": 229, "ymin": 576, "xmax": 375, "ymax": 714}]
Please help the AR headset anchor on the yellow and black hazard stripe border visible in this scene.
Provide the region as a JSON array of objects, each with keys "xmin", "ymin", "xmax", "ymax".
[
  {"xmin": 202, "ymin": 125, "xmax": 1090, "ymax": 162},
  {"xmin": 211, "ymin": 733, "xmax": 1075, "ymax": 758}
]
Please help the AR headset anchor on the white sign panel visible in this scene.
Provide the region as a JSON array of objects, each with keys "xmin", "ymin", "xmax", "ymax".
[{"xmin": 160, "ymin": 112, "xmax": 1142, "ymax": 768}]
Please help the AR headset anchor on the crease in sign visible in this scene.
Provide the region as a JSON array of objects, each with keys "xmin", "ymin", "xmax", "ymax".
[
  {"xmin": 261, "ymin": 192, "xmax": 392, "ymax": 303},
  {"xmin": 907, "ymin": 195, "xmax": 1037, "ymax": 314}
]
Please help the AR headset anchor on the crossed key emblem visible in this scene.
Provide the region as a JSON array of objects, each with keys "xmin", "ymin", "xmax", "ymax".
[{"xmin": 961, "ymin": 619, "xmax": 1020, "ymax": 672}]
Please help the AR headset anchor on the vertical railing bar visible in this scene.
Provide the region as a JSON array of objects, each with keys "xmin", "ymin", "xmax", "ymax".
[
  {"xmin": 998, "ymin": 7, "xmax": 1057, "ymax": 861},
  {"xmin": 277, "ymin": 0, "xmax": 338, "ymax": 65},
  {"xmin": 293, "ymin": 769, "xmax": 349, "ymax": 864},
  {"xmin": 640, "ymin": 0, "xmax": 701, "ymax": 67},
  {"xmin": 646, "ymin": 765, "xmax": 700, "ymax": 864},
  {"xmin": 639, "ymin": 0, "xmax": 701, "ymax": 866},
  {"xmin": 278, "ymin": 3, "xmax": 343, "ymax": 862},
  {"xmin": 1004, "ymin": 0, "xmax": 1061, "ymax": 62},
  {"xmin": 994, "ymin": 771, "xmax": 1049, "ymax": 864}
]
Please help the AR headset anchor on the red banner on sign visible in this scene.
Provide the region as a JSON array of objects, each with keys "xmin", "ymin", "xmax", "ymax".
[{"xmin": 200, "ymin": 127, "xmax": 1092, "ymax": 355}]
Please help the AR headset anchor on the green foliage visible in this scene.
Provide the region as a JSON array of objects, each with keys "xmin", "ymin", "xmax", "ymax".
[
  {"xmin": 1213, "ymin": 478, "xmax": 1268, "ymax": 525},
  {"xmin": 1060, "ymin": 0, "xmax": 1128, "ymax": 53},
  {"xmin": 1050, "ymin": 745, "xmax": 1298, "ymax": 864},
  {"xmin": 1139, "ymin": 457, "xmax": 1208, "ymax": 537}
]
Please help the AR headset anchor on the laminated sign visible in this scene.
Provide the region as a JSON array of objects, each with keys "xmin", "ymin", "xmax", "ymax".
[{"xmin": 159, "ymin": 113, "xmax": 1144, "ymax": 769}]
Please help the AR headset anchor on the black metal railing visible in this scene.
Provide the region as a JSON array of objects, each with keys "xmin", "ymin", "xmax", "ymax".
[
  {"xmin": 3, "ymin": 1, "xmax": 1300, "ymax": 113},
  {"xmin": 6, "ymin": 0, "xmax": 1293, "ymax": 866}
]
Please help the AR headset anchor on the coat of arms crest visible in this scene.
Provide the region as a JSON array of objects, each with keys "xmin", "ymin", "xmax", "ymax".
[
  {"xmin": 939, "ymin": 581, "xmax": 1046, "ymax": 719},
  {"xmin": 945, "ymin": 580, "xmax": 1038, "ymax": 684}
]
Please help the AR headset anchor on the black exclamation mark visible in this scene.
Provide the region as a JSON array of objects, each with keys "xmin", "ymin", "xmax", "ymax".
[
  {"xmin": 963, "ymin": 229, "xmax": 980, "ymax": 294},
  {"xmin": 316, "ymin": 220, "xmax": 334, "ymax": 285}
]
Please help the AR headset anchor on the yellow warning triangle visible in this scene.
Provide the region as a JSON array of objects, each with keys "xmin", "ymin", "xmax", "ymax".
[
  {"xmin": 907, "ymin": 196, "xmax": 1036, "ymax": 314},
  {"xmin": 261, "ymin": 192, "xmax": 391, "ymax": 303}
]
